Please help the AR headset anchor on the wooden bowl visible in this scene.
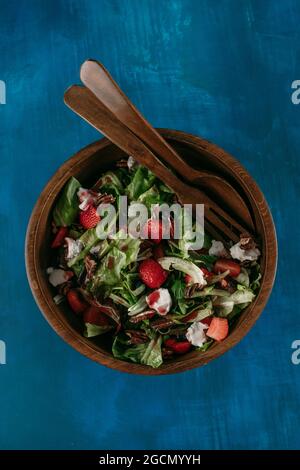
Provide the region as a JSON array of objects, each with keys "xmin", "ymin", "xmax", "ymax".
[{"xmin": 25, "ymin": 129, "xmax": 277, "ymax": 375}]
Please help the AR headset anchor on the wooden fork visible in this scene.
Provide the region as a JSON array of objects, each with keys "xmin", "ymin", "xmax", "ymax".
[
  {"xmin": 64, "ymin": 85, "xmax": 251, "ymax": 242},
  {"xmin": 80, "ymin": 59, "xmax": 254, "ymax": 232}
]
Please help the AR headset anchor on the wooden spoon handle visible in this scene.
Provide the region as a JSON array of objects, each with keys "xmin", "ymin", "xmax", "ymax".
[
  {"xmin": 64, "ymin": 85, "xmax": 248, "ymax": 242},
  {"xmin": 80, "ymin": 60, "xmax": 202, "ymax": 182},
  {"xmin": 64, "ymin": 85, "xmax": 204, "ymax": 202}
]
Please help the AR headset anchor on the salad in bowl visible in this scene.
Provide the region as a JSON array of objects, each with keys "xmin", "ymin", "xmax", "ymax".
[{"xmin": 47, "ymin": 157, "xmax": 261, "ymax": 369}]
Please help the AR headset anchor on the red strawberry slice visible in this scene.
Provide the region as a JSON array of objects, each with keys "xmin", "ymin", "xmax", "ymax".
[
  {"xmin": 172, "ymin": 341, "xmax": 192, "ymax": 354},
  {"xmin": 207, "ymin": 317, "xmax": 229, "ymax": 341},
  {"xmin": 165, "ymin": 338, "xmax": 191, "ymax": 355},
  {"xmin": 219, "ymin": 278, "xmax": 229, "ymax": 289},
  {"xmin": 66, "ymin": 289, "xmax": 88, "ymax": 314},
  {"xmin": 51, "ymin": 227, "xmax": 68, "ymax": 248},
  {"xmin": 164, "ymin": 338, "xmax": 177, "ymax": 348},
  {"xmin": 79, "ymin": 205, "xmax": 101, "ymax": 229},
  {"xmin": 214, "ymin": 259, "xmax": 241, "ymax": 278},
  {"xmin": 139, "ymin": 259, "xmax": 168, "ymax": 288},
  {"xmin": 201, "ymin": 316, "xmax": 213, "ymax": 327},
  {"xmin": 89, "ymin": 300, "xmax": 121, "ymax": 330},
  {"xmin": 83, "ymin": 306, "xmax": 112, "ymax": 326},
  {"xmin": 141, "ymin": 219, "xmax": 167, "ymax": 244},
  {"xmin": 185, "ymin": 268, "xmax": 213, "ymax": 285},
  {"xmin": 153, "ymin": 243, "xmax": 164, "ymax": 260},
  {"xmin": 201, "ymin": 267, "xmax": 214, "ymax": 278}
]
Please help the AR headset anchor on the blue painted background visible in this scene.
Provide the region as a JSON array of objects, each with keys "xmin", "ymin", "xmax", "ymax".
[{"xmin": 0, "ymin": 0, "xmax": 299, "ymax": 450}]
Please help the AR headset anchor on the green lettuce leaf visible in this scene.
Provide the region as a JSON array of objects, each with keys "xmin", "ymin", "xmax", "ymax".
[
  {"xmin": 128, "ymin": 295, "xmax": 148, "ymax": 315},
  {"xmin": 140, "ymin": 335, "xmax": 163, "ymax": 369},
  {"xmin": 228, "ymin": 303, "xmax": 249, "ymax": 321},
  {"xmin": 213, "ymin": 298, "xmax": 235, "ymax": 316},
  {"xmin": 68, "ymin": 226, "xmax": 84, "ymax": 240},
  {"xmin": 190, "ymin": 286, "xmax": 230, "ymax": 298},
  {"xmin": 96, "ymin": 171, "xmax": 123, "ymax": 195},
  {"xmin": 177, "ymin": 298, "xmax": 188, "ymax": 314},
  {"xmin": 94, "ymin": 247, "xmax": 127, "ymax": 286},
  {"xmin": 112, "ymin": 272, "xmax": 145, "ymax": 307},
  {"xmin": 230, "ymin": 285, "xmax": 256, "ymax": 304},
  {"xmin": 126, "ymin": 166, "xmax": 156, "ymax": 200},
  {"xmin": 213, "ymin": 285, "xmax": 256, "ymax": 316},
  {"xmin": 137, "ymin": 185, "xmax": 161, "ymax": 209},
  {"xmin": 84, "ymin": 323, "xmax": 112, "ymax": 338},
  {"xmin": 137, "ymin": 183, "xmax": 174, "ymax": 209},
  {"xmin": 88, "ymin": 233, "xmax": 141, "ymax": 291},
  {"xmin": 111, "ymin": 232, "xmax": 141, "ymax": 266},
  {"xmin": 158, "ymin": 256, "xmax": 207, "ymax": 285},
  {"xmin": 170, "ymin": 278, "xmax": 185, "ymax": 299},
  {"xmin": 108, "ymin": 293, "xmax": 131, "ymax": 308},
  {"xmin": 68, "ymin": 228, "xmax": 99, "ymax": 267},
  {"xmin": 196, "ymin": 339, "xmax": 214, "ymax": 352},
  {"xmin": 131, "ymin": 283, "xmax": 145, "ymax": 297},
  {"xmin": 250, "ymin": 263, "xmax": 262, "ymax": 292},
  {"xmin": 192, "ymin": 254, "xmax": 217, "ymax": 271},
  {"xmin": 235, "ymin": 268, "xmax": 250, "ymax": 287},
  {"xmin": 207, "ymin": 270, "xmax": 230, "ymax": 285},
  {"xmin": 173, "ymin": 300, "xmax": 213, "ymax": 323},
  {"xmin": 93, "ymin": 239, "xmax": 111, "ymax": 259},
  {"xmin": 71, "ymin": 261, "xmax": 85, "ymax": 278},
  {"xmin": 112, "ymin": 334, "xmax": 150, "ymax": 365},
  {"xmin": 53, "ymin": 177, "xmax": 81, "ymax": 226},
  {"xmin": 157, "ymin": 182, "xmax": 174, "ymax": 195}
]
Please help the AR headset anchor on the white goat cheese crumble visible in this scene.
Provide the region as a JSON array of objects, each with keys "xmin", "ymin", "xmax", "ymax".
[{"xmin": 186, "ymin": 321, "xmax": 209, "ymax": 347}]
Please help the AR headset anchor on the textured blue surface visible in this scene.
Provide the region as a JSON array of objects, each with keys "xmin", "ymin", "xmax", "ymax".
[{"xmin": 0, "ymin": 0, "xmax": 299, "ymax": 450}]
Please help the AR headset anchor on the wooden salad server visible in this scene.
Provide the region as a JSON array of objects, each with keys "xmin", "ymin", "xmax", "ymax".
[
  {"xmin": 64, "ymin": 85, "xmax": 255, "ymax": 242},
  {"xmin": 80, "ymin": 59, "xmax": 254, "ymax": 231}
]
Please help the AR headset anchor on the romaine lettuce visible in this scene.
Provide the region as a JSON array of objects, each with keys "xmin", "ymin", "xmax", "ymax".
[
  {"xmin": 236, "ymin": 268, "xmax": 250, "ymax": 287},
  {"xmin": 68, "ymin": 228, "xmax": 99, "ymax": 267},
  {"xmin": 126, "ymin": 166, "xmax": 156, "ymax": 200},
  {"xmin": 213, "ymin": 285, "xmax": 256, "ymax": 315},
  {"xmin": 112, "ymin": 334, "xmax": 148, "ymax": 363},
  {"xmin": 140, "ymin": 335, "xmax": 163, "ymax": 368},
  {"xmin": 94, "ymin": 247, "xmax": 127, "ymax": 286},
  {"xmin": 84, "ymin": 323, "xmax": 113, "ymax": 338},
  {"xmin": 111, "ymin": 231, "xmax": 141, "ymax": 266},
  {"xmin": 158, "ymin": 256, "xmax": 207, "ymax": 286},
  {"xmin": 96, "ymin": 171, "xmax": 123, "ymax": 194},
  {"xmin": 53, "ymin": 177, "xmax": 81, "ymax": 226},
  {"xmin": 112, "ymin": 332, "xmax": 163, "ymax": 369}
]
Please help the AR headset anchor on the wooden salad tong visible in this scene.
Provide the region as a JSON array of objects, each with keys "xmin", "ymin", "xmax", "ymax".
[
  {"xmin": 64, "ymin": 83, "xmax": 251, "ymax": 242},
  {"xmin": 80, "ymin": 60, "xmax": 254, "ymax": 232}
]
